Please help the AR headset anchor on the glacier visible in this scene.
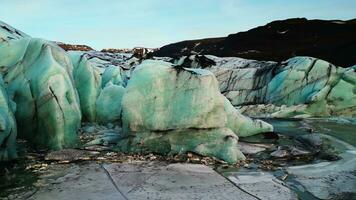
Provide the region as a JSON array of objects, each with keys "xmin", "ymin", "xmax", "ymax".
[{"xmin": 0, "ymin": 21, "xmax": 275, "ymax": 163}]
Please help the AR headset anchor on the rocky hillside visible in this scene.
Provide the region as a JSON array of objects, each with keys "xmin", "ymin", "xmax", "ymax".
[
  {"xmin": 154, "ymin": 18, "xmax": 356, "ymax": 67},
  {"xmin": 56, "ymin": 42, "xmax": 94, "ymax": 51},
  {"xmin": 102, "ymin": 47, "xmax": 158, "ymax": 58}
]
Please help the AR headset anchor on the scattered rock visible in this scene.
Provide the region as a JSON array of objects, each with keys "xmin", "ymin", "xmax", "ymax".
[
  {"xmin": 45, "ymin": 149, "xmax": 95, "ymax": 162},
  {"xmin": 238, "ymin": 142, "xmax": 267, "ymax": 154},
  {"xmin": 290, "ymin": 147, "xmax": 311, "ymax": 156},
  {"xmin": 271, "ymin": 147, "xmax": 289, "ymax": 158}
]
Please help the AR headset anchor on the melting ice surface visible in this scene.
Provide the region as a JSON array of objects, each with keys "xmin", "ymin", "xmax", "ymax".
[{"xmin": 219, "ymin": 118, "xmax": 356, "ymax": 200}]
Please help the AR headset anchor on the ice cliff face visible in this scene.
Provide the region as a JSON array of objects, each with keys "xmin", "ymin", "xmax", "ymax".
[
  {"xmin": 67, "ymin": 55, "xmax": 273, "ymax": 163},
  {"xmin": 0, "ymin": 21, "xmax": 273, "ymax": 163},
  {"xmin": 0, "ymin": 74, "xmax": 17, "ymax": 161},
  {"xmin": 0, "ymin": 21, "xmax": 82, "ymax": 151},
  {"xmin": 178, "ymin": 55, "xmax": 356, "ymax": 118},
  {"xmin": 116, "ymin": 60, "xmax": 272, "ymax": 163}
]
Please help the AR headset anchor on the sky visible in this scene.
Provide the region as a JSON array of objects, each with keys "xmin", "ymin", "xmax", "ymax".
[{"xmin": 1, "ymin": 0, "xmax": 355, "ymax": 50}]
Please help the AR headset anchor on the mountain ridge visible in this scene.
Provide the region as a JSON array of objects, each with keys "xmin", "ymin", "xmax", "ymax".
[{"xmin": 153, "ymin": 18, "xmax": 356, "ymax": 67}]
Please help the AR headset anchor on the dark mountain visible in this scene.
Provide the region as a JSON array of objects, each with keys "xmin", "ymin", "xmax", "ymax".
[{"xmin": 153, "ymin": 18, "xmax": 356, "ymax": 67}]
